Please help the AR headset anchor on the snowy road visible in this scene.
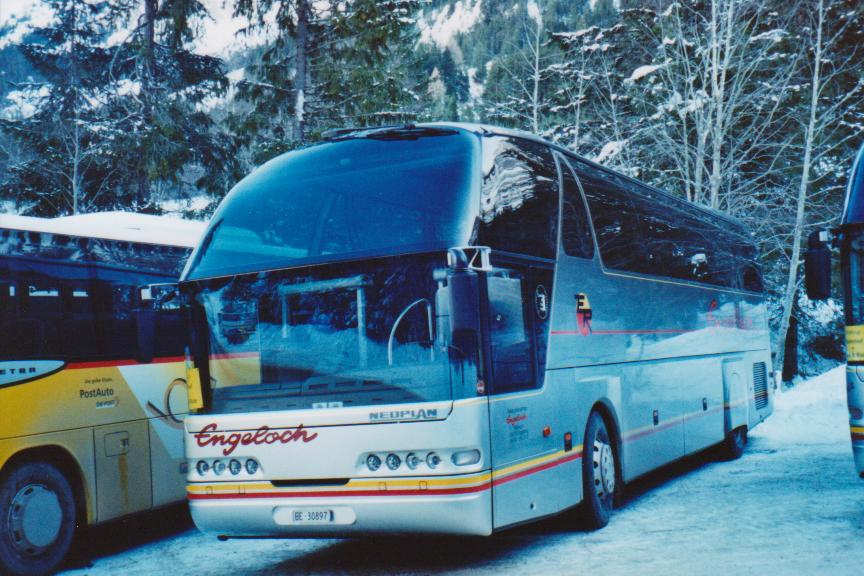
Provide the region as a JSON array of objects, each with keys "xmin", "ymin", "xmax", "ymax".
[{"xmin": 59, "ymin": 367, "xmax": 864, "ymax": 576}]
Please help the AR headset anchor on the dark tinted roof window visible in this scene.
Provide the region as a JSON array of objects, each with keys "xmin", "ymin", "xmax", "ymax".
[
  {"xmin": 573, "ymin": 159, "xmax": 647, "ymax": 273},
  {"xmin": 560, "ymin": 157, "xmax": 595, "ymax": 259},
  {"xmin": 187, "ymin": 132, "xmax": 479, "ymax": 280},
  {"xmin": 477, "ymin": 136, "xmax": 558, "ymax": 259}
]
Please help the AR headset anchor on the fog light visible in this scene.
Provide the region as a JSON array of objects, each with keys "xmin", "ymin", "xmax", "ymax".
[
  {"xmin": 245, "ymin": 459, "xmax": 259, "ymax": 475},
  {"xmin": 212, "ymin": 460, "xmax": 226, "ymax": 475},
  {"xmin": 426, "ymin": 452, "xmax": 441, "ymax": 468},
  {"xmin": 196, "ymin": 460, "xmax": 210, "ymax": 476},
  {"xmin": 228, "ymin": 459, "xmax": 242, "ymax": 475},
  {"xmin": 451, "ymin": 449, "xmax": 481, "ymax": 466},
  {"xmin": 366, "ymin": 454, "xmax": 382, "ymax": 472},
  {"xmin": 405, "ymin": 453, "xmax": 421, "ymax": 469},
  {"xmin": 385, "ymin": 453, "xmax": 402, "ymax": 470}
]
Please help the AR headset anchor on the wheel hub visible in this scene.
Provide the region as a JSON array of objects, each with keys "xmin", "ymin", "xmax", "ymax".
[
  {"xmin": 593, "ymin": 441, "xmax": 615, "ymax": 496},
  {"xmin": 7, "ymin": 484, "xmax": 63, "ymax": 556}
]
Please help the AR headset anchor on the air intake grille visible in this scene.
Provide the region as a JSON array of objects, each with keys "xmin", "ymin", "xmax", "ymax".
[{"xmin": 753, "ymin": 362, "xmax": 768, "ymax": 410}]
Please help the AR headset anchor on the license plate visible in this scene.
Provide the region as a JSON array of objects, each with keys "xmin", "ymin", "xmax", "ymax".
[{"xmin": 287, "ymin": 508, "xmax": 334, "ymax": 524}]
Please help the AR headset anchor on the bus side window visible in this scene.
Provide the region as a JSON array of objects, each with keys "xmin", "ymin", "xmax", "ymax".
[
  {"xmin": 737, "ymin": 242, "xmax": 764, "ymax": 292},
  {"xmin": 61, "ymin": 281, "xmax": 100, "ymax": 361},
  {"xmin": 478, "ymin": 136, "xmax": 559, "ymax": 259},
  {"xmin": 487, "ymin": 272, "xmax": 534, "ymax": 393},
  {"xmin": 559, "ymin": 157, "xmax": 595, "ymax": 259},
  {"xmin": 94, "ymin": 281, "xmax": 137, "ymax": 360},
  {"xmin": 15, "ymin": 275, "xmax": 62, "ymax": 357},
  {"xmin": 573, "ymin": 160, "xmax": 647, "ymax": 273}
]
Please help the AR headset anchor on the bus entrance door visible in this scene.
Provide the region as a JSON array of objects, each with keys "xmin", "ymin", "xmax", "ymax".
[{"xmin": 486, "ymin": 265, "xmax": 560, "ymax": 528}]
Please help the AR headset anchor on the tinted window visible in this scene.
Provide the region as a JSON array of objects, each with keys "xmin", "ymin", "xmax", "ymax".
[
  {"xmin": 187, "ymin": 131, "xmax": 479, "ymax": 280},
  {"xmin": 560, "ymin": 157, "xmax": 595, "ymax": 259},
  {"xmin": 737, "ymin": 242, "xmax": 764, "ymax": 292},
  {"xmin": 574, "ymin": 160, "xmax": 647, "ymax": 272},
  {"xmin": 630, "ymin": 181, "xmax": 757, "ymax": 289},
  {"xmin": 0, "ymin": 232, "xmax": 189, "ymax": 362},
  {"xmin": 487, "ymin": 271, "xmax": 534, "ymax": 393},
  {"xmin": 478, "ymin": 137, "xmax": 558, "ymax": 259}
]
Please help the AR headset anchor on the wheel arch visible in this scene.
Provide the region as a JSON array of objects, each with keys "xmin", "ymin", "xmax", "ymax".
[
  {"xmin": 1, "ymin": 445, "xmax": 89, "ymax": 527},
  {"xmin": 588, "ymin": 399, "xmax": 624, "ymax": 476}
]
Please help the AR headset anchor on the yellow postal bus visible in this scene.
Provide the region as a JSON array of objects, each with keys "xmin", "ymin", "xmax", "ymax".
[{"xmin": 0, "ymin": 212, "xmax": 204, "ymax": 576}]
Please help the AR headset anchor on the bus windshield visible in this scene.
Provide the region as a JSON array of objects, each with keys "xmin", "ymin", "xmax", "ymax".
[
  {"xmin": 185, "ymin": 130, "xmax": 479, "ymax": 280},
  {"xmin": 190, "ymin": 254, "xmax": 473, "ymax": 415}
]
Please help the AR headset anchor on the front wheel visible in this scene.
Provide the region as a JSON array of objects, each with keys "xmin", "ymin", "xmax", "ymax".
[
  {"xmin": 582, "ymin": 412, "xmax": 618, "ymax": 529},
  {"xmin": 0, "ymin": 461, "xmax": 77, "ymax": 576}
]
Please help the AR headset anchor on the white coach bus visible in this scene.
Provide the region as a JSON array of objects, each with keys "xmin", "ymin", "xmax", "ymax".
[{"xmin": 180, "ymin": 123, "xmax": 773, "ymax": 537}]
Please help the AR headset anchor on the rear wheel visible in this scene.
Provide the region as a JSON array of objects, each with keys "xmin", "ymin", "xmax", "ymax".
[
  {"xmin": 582, "ymin": 411, "xmax": 617, "ymax": 529},
  {"xmin": 720, "ymin": 426, "xmax": 748, "ymax": 461},
  {"xmin": 0, "ymin": 461, "xmax": 77, "ymax": 576}
]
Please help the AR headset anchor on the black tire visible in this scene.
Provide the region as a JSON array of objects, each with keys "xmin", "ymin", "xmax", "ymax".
[
  {"xmin": 582, "ymin": 411, "xmax": 618, "ymax": 530},
  {"xmin": 720, "ymin": 426, "xmax": 748, "ymax": 461},
  {"xmin": 0, "ymin": 461, "xmax": 77, "ymax": 576}
]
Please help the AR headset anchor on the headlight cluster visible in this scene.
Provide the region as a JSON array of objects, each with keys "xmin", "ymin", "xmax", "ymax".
[
  {"xmin": 363, "ymin": 449, "xmax": 480, "ymax": 473},
  {"xmin": 195, "ymin": 458, "xmax": 259, "ymax": 477}
]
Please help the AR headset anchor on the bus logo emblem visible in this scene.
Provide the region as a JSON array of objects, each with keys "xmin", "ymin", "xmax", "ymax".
[{"xmin": 534, "ymin": 285, "xmax": 548, "ymax": 320}]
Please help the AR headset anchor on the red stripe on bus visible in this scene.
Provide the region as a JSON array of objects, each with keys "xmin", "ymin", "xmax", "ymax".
[
  {"xmin": 492, "ymin": 451, "xmax": 582, "ymax": 487},
  {"xmin": 551, "ymin": 329, "xmax": 694, "ymax": 336},
  {"xmin": 187, "ymin": 482, "xmax": 491, "ymax": 500},
  {"xmin": 851, "ymin": 432, "xmax": 864, "ymax": 443},
  {"xmin": 67, "ymin": 356, "xmax": 185, "ymax": 369},
  {"xmin": 189, "ymin": 452, "xmax": 584, "ymax": 502},
  {"xmin": 209, "ymin": 352, "xmax": 260, "ymax": 361}
]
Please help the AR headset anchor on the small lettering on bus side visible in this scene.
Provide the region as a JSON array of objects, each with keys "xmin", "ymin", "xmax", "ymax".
[{"xmin": 193, "ymin": 423, "xmax": 319, "ymax": 456}]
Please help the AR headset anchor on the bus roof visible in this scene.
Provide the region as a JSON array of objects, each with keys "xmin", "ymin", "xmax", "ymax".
[
  {"xmin": 326, "ymin": 122, "xmax": 750, "ymax": 236},
  {"xmin": 0, "ymin": 211, "xmax": 207, "ymax": 248}
]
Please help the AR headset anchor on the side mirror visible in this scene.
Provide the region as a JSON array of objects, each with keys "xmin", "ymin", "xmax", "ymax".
[
  {"xmin": 447, "ymin": 250, "xmax": 481, "ymax": 361},
  {"xmin": 805, "ymin": 230, "xmax": 832, "ymax": 300},
  {"xmin": 134, "ymin": 283, "xmax": 182, "ymax": 363}
]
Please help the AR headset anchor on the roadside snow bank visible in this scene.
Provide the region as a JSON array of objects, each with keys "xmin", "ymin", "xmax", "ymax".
[{"xmin": 751, "ymin": 364, "xmax": 847, "ymax": 446}]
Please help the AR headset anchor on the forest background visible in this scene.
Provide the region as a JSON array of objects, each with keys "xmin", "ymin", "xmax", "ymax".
[{"xmin": 1, "ymin": 0, "xmax": 862, "ymax": 377}]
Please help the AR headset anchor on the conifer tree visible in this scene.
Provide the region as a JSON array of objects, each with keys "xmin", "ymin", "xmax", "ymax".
[
  {"xmin": 108, "ymin": 0, "xmax": 235, "ymax": 210},
  {"xmin": 0, "ymin": 0, "xmax": 116, "ymax": 215}
]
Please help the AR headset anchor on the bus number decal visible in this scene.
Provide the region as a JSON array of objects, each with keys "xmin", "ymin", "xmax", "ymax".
[{"xmin": 193, "ymin": 423, "xmax": 319, "ymax": 456}]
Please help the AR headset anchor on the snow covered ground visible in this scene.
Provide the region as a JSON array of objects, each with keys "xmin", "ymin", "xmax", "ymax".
[{"xmin": 59, "ymin": 366, "xmax": 863, "ymax": 576}]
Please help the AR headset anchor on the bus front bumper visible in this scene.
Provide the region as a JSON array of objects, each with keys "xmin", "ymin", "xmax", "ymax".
[{"xmin": 187, "ymin": 477, "xmax": 493, "ymax": 537}]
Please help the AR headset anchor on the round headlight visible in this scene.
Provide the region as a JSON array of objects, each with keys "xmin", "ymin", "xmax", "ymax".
[
  {"xmin": 366, "ymin": 454, "xmax": 382, "ymax": 472},
  {"xmin": 405, "ymin": 453, "xmax": 421, "ymax": 469},
  {"xmin": 212, "ymin": 460, "xmax": 226, "ymax": 475},
  {"xmin": 245, "ymin": 459, "xmax": 259, "ymax": 475},
  {"xmin": 426, "ymin": 452, "xmax": 441, "ymax": 469},
  {"xmin": 228, "ymin": 459, "xmax": 242, "ymax": 475},
  {"xmin": 196, "ymin": 460, "xmax": 210, "ymax": 476},
  {"xmin": 385, "ymin": 453, "xmax": 402, "ymax": 470}
]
